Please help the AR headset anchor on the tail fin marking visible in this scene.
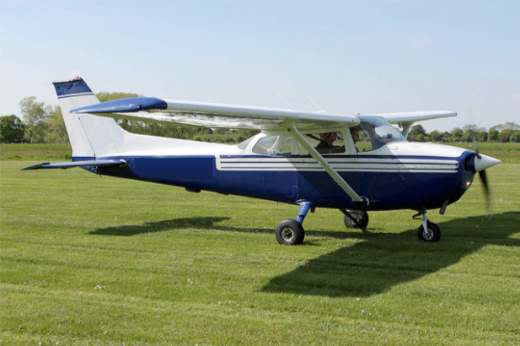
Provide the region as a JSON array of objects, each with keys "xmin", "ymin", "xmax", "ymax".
[{"xmin": 53, "ymin": 77, "xmax": 126, "ymax": 158}]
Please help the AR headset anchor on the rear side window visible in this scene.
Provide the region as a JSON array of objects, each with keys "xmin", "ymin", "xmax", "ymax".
[
  {"xmin": 252, "ymin": 135, "xmax": 293, "ymax": 156},
  {"xmin": 237, "ymin": 137, "xmax": 254, "ymax": 150}
]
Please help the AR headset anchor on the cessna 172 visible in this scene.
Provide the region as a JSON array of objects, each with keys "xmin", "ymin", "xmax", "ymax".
[{"xmin": 24, "ymin": 77, "xmax": 501, "ymax": 245}]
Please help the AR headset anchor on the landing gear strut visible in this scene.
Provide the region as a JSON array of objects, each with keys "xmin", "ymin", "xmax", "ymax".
[
  {"xmin": 341, "ymin": 209, "xmax": 369, "ymax": 229},
  {"xmin": 414, "ymin": 210, "xmax": 441, "ymax": 242},
  {"xmin": 276, "ymin": 201, "xmax": 312, "ymax": 245}
]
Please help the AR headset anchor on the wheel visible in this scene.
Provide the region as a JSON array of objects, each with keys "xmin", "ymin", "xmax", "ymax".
[
  {"xmin": 343, "ymin": 210, "xmax": 369, "ymax": 229},
  {"xmin": 417, "ymin": 221, "xmax": 441, "ymax": 242},
  {"xmin": 276, "ymin": 219, "xmax": 305, "ymax": 245}
]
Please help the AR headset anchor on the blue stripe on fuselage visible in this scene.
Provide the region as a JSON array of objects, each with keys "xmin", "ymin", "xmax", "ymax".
[{"xmin": 88, "ymin": 152, "xmax": 474, "ymax": 211}]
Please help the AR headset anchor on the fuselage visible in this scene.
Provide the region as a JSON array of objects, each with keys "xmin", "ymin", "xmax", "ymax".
[
  {"xmin": 84, "ymin": 135, "xmax": 476, "ymax": 212},
  {"xmin": 50, "ymin": 77, "xmax": 487, "ymax": 214}
]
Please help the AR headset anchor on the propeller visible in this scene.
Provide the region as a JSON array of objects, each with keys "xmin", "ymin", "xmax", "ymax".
[
  {"xmin": 473, "ymin": 140, "xmax": 499, "ymax": 215},
  {"xmin": 473, "ymin": 139, "xmax": 481, "ymax": 159},
  {"xmin": 479, "ymin": 168, "xmax": 491, "ymax": 214}
]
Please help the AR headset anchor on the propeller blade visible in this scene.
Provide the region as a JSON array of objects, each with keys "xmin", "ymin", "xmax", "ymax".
[
  {"xmin": 478, "ymin": 169, "xmax": 491, "ymax": 215},
  {"xmin": 473, "ymin": 139, "xmax": 481, "ymax": 159},
  {"xmin": 472, "ymin": 146, "xmax": 499, "ymax": 216}
]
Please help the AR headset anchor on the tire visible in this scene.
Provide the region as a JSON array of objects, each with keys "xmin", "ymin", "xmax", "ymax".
[
  {"xmin": 276, "ymin": 219, "xmax": 305, "ymax": 245},
  {"xmin": 417, "ymin": 221, "xmax": 441, "ymax": 242},
  {"xmin": 343, "ymin": 210, "xmax": 369, "ymax": 229}
]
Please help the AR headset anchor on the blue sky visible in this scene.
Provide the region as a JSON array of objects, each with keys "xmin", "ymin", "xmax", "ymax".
[{"xmin": 1, "ymin": 0, "xmax": 518, "ymax": 132}]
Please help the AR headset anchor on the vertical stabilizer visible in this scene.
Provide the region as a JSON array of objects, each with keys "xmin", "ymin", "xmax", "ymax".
[{"xmin": 53, "ymin": 77, "xmax": 126, "ymax": 158}]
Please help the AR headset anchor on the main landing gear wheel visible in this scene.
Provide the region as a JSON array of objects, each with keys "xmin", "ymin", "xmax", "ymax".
[
  {"xmin": 276, "ymin": 219, "xmax": 305, "ymax": 245},
  {"xmin": 343, "ymin": 210, "xmax": 369, "ymax": 229},
  {"xmin": 417, "ymin": 221, "xmax": 441, "ymax": 242}
]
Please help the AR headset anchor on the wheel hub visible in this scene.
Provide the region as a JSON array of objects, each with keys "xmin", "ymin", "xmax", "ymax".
[
  {"xmin": 281, "ymin": 227, "xmax": 295, "ymax": 241},
  {"xmin": 422, "ymin": 228, "xmax": 434, "ymax": 241}
]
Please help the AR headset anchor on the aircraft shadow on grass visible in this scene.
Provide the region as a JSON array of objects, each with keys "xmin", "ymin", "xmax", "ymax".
[
  {"xmin": 89, "ymin": 216, "xmax": 268, "ymax": 236},
  {"xmin": 90, "ymin": 212, "xmax": 520, "ymax": 298},
  {"xmin": 262, "ymin": 211, "xmax": 520, "ymax": 297}
]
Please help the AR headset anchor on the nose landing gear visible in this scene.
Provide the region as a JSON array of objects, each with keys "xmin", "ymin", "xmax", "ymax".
[{"xmin": 414, "ymin": 210, "xmax": 441, "ymax": 242}]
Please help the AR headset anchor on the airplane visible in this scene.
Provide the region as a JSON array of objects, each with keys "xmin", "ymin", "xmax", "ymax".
[{"xmin": 23, "ymin": 76, "xmax": 501, "ymax": 245}]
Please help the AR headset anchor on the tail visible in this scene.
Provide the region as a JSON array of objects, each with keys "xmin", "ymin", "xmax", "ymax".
[{"xmin": 53, "ymin": 77, "xmax": 126, "ymax": 159}]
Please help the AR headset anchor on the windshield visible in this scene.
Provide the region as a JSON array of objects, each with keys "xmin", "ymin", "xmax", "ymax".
[{"xmin": 353, "ymin": 116, "xmax": 406, "ymax": 152}]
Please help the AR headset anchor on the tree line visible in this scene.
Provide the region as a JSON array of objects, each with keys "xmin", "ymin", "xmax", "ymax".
[
  {"xmin": 407, "ymin": 123, "xmax": 520, "ymax": 143},
  {"xmin": 0, "ymin": 93, "xmax": 258, "ymax": 144},
  {"xmin": 1, "ymin": 93, "xmax": 519, "ymax": 144}
]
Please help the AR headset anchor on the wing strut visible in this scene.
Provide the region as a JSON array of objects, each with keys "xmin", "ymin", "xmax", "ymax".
[
  {"xmin": 400, "ymin": 122, "xmax": 414, "ymax": 139},
  {"xmin": 286, "ymin": 123, "xmax": 364, "ymax": 203}
]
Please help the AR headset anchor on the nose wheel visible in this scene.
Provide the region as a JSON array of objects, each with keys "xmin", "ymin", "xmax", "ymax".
[
  {"xmin": 417, "ymin": 221, "xmax": 441, "ymax": 242},
  {"xmin": 414, "ymin": 211, "xmax": 441, "ymax": 242}
]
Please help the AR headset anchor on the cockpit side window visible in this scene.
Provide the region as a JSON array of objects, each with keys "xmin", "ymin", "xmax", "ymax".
[
  {"xmin": 298, "ymin": 131, "xmax": 346, "ymax": 155},
  {"xmin": 350, "ymin": 126, "xmax": 372, "ymax": 152}
]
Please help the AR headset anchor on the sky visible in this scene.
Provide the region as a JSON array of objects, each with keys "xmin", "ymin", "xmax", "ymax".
[{"xmin": 0, "ymin": 0, "xmax": 519, "ymax": 132}]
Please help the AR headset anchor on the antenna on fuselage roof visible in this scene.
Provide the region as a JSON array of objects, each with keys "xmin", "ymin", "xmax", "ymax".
[
  {"xmin": 277, "ymin": 92, "xmax": 296, "ymax": 110},
  {"xmin": 306, "ymin": 94, "xmax": 326, "ymax": 113}
]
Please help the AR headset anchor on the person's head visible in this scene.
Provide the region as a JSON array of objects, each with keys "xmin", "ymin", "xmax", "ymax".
[
  {"xmin": 324, "ymin": 132, "xmax": 337, "ymax": 145},
  {"xmin": 351, "ymin": 128, "xmax": 360, "ymax": 142}
]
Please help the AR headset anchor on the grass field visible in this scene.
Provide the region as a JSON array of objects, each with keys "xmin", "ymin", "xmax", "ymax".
[{"xmin": 1, "ymin": 144, "xmax": 519, "ymax": 345}]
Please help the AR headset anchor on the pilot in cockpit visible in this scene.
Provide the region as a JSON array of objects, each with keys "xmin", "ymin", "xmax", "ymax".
[
  {"xmin": 350, "ymin": 127, "xmax": 362, "ymax": 152},
  {"xmin": 316, "ymin": 132, "xmax": 344, "ymax": 154}
]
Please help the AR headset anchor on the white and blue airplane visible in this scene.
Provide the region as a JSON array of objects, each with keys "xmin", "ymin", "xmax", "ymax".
[{"xmin": 24, "ymin": 77, "xmax": 501, "ymax": 245}]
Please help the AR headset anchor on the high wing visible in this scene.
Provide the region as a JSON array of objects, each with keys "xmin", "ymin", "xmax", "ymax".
[
  {"xmin": 71, "ymin": 97, "xmax": 456, "ymax": 131},
  {"xmin": 70, "ymin": 97, "xmax": 360, "ymax": 131},
  {"xmin": 366, "ymin": 110, "xmax": 457, "ymax": 138},
  {"xmin": 370, "ymin": 110, "xmax": 457, "ymax": 124}
]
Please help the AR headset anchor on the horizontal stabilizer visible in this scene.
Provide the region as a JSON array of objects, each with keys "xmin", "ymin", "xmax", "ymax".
[{"xmin": 22, "ymin": 159, "xmax": 126, "ymax": 171}]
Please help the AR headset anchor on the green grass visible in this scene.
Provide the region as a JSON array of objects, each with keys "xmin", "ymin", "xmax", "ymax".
[
  {"xmin": 0, "ymin": 143, "xmax": 72, "ymax": 161},
  {"xmin": 1, "ymin": 145, "xmax": 520, "ymax": 345}
]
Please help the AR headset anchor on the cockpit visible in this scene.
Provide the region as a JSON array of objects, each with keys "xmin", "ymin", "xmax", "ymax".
[{"xmin": 238, "ymin": 116, "xmax": 405, "ymax": 156}]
